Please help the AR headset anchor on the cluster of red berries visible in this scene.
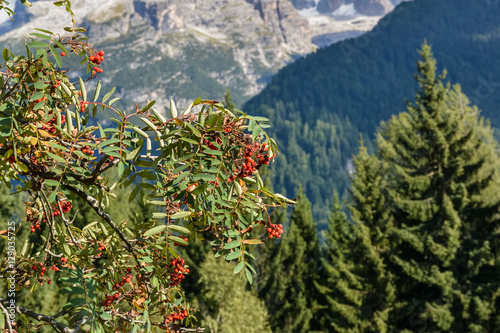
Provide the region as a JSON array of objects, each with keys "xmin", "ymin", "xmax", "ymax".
[
  {"xmin": 101, "ymin": 292, "xmax": 120, "ymax": 307},
  {"xmin": 42, "ymin": 114, "xmax": 66, "ymax": 134},
  {"xmin": 50, "ymin": 264, "xmax": 60, "ymax": 272},
  {"xmin": 203, "ymin": 138, "xmax": 219, "ymax": 151},
  {"xmin": 165, "ymin": 310, "xmax": 188, "ymax": 324},
  {"xmin": 96, "ymin": 241, "xmax": 106, "ymax": 257},
  {"xmin": 41, "ymin": 124, "xmax": 57, "ymax": 134},
  {"xmin": 79, "ymin": 100, "xmax": 90, "ymax": 113},
  {"xmin": 52, "ymin": 80, "xmax": 61, "ymax": 89},
  {"xmin": 104, "ymin": 155, "xmax": 115, "ymax": 166},
  {"xmin": 61, "ymin": 257, "xmax": 68, "ymax": 264},
  {"xmin": 48, "ymin": 114, "xmax": 66, "ymax": 126},
  {"xmin": 32, "ymin": 262, "xmax": 46, "ymax": 278},
  {"xmin": 89, "ymin": 50, "xmax": 105, "ymax": 76},
  {"xmin": 82, "ymin": 145, "xmax": 94, "ymax": 155},
  {"xmin": 93, "ymin": 66, "xmax": 103, "ymax": 74},
  {"xmin": 30, "ymin": 223, "xmax": 40, "ymax": 232},
  {"xmin": 267, "ymin": 223, "xmax": 284, "ymax": 239},
  {"xmin": 52, "ymin": 200, "xmax": 73, "ymax": 217},
  {"xmin": 60, "ymin": 200, "xmax": 73, "ymax": 214},
  {"xmin": 112, "ymin": 267, "xmax": 133, "ymax": 290},
  {"xmin": 28, "ymin": 216, "xmax": 41, "ymax": 232},
  {"xmin": 6, "ymin": 155, "xmax": 15, "ymax": 164},
  {"xmin": 33, "ymin": 96, "xmax": 47, "ymax": 104},
  {"xmin": 169, "ymin": 258, "xmax": 189, "ymax": 287},
  {"xmin": 227, "ymin": 142, "xmax": 272, "ymax": 182}
]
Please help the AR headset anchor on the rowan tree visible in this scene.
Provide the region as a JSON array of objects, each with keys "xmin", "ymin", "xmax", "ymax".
[{"xmin": 0, "ymin": 1, "xmax": 295, "ymax": 332}]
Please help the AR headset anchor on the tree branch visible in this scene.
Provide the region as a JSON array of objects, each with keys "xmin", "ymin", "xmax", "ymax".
[
  {"xmin": 0, "ymin": 301, "xmax": 14, "ymax": 333},
  {"xmin": 61, "ymin": 183, "xmax": 138, "ymax": 262},
  {"xmin": 0, "ymin": 299, "xmax": 72, "ymax": 333}
]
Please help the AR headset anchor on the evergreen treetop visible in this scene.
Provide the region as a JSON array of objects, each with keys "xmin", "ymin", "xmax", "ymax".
[{"xmin": 376, "ymin": 43, "xmax": 500, "ymax": 331}]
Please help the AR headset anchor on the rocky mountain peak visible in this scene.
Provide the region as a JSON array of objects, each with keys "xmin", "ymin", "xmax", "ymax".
[
  {"xmin": 291, "ymin": 0, "xmax": 405, "ymax": 16},
  {"xmin": 291, "ymin": 0, "xmax": 410, "ymax": 46}
]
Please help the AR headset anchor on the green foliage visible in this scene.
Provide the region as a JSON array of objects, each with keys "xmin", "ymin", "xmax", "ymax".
[{"xmin": 195, "ymin": 254, "xmax": 272, "ymax": 333}]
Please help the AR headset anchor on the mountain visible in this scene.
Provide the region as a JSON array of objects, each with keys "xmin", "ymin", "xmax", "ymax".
[
  {"xmin": 0, "ymin": 0, "xmax": 407, "ymax": 109},
  {"xmin": 0, "ymin": 0, "xmax": 314, "ymax": 107},
  {"xmin": 244, "ymin": 0, "xmax": 500, "ymax": 224}
]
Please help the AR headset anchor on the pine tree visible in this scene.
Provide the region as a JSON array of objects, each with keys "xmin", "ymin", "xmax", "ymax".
[
  {"xmin": 317, "ymin": 145, "xmax": 395, "ymax": 332},
  {"xmin": 224, "ymin": 90, "xmax": 236, "ymax": 112},
  {"xmin": 259, "ymin": 190, "xmax": 322, "ymax": 333},
  {"xmin": 347, "ymin": 145, "xmax": 396, "ymax": 332},
  {"xmin": 376, "ymin": 43, "xmax": 500, "ymax": 331},
  {"xmin": 316, "ymin": 192, "xmax": 359, "ymax": 331}
]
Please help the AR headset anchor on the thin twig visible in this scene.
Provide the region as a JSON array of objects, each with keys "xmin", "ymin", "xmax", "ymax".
[
  {"xmin": 44, "ymin": 248, "xmax": 63, "ymax": 258},
  {"xmin": 57, "ymin": 197, "xmax": 80, "ymax": 247},
  {"xmin": 0, "ymin": 301, "xmax": 14, "ymax": 333}
]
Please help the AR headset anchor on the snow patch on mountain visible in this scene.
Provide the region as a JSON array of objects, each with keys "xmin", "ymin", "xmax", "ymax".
[
  {"xmin": 294, "ymin": 0, "xmax": 411, "ymax": 47},
  {"xmin": 332, "ymin": 4, "xmax": 358, "ymax": 19}
]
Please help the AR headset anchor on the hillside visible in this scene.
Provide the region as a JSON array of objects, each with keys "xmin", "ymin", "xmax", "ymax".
[{"xmin": 244, "ymin": 0, "xmax": 500, "ymax": 224}]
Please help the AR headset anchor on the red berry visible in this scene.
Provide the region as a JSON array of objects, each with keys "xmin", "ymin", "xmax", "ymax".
[
  {"xmin": 60, "ymin": 52, "xmax": 65, "ymax": 57},
  {"xmin": 98, "ymin": 50, "xmax": 105, "ymax": 56}
]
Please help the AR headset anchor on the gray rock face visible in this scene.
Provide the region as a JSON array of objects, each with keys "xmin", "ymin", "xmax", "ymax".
[
  {"xmin": 290, "ymin": 0, "xmax": 317, "ymax": 10},
  {"xmin": 355, "ymin": 0, "xmax": 388, "ymax": 15},
  {"xmin": 314, "ymin": 0, "xmax": 400, "ymax": 16},
  {"xmin": 317, "ymin": 0, "xmax": 343, "ymax": 13}
]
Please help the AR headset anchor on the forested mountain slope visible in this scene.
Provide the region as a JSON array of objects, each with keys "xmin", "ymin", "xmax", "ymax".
[{"xmin": 244, "ymin": 0, "xmax": 500, "ymax": 224}]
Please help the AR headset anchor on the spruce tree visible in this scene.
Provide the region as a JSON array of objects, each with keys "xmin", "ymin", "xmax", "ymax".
[
  {"xmin": 259, "ymin": 190, "xmax": 322, "ymax": 333},
  {"xmin": 376, "ymin": 43, "xmax": 500, "ymax": 331},
  {"xmin": 316, "ymin": 192, "xmax": 359, "ymax": 331},
  {"xmin": 318, "ymin": 145, "xmax": 396, "ymax": 332}
]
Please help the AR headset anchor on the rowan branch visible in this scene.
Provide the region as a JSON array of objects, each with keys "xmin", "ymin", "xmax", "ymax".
[
  {"xmin": 61, "ymin": 183, "xmax": 138, "ymax": 262},
  {"xmin": 0, "ymin": 299, "xmax": 72, "ymax": 333},
  {"xmin": 0, "ymin": 301, "xmax": 14, "ymax": 333}
]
